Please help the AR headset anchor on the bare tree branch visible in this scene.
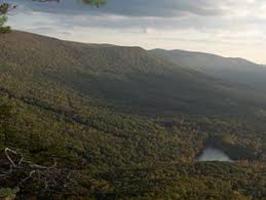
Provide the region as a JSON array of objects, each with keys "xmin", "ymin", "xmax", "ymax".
[
  {"xmin": 4, "ymin": 148, "xmax": 17, "ymax": 168},
  {"xmin": 1, "ymin": 147, "xmax": 72, "ymax": 197}
]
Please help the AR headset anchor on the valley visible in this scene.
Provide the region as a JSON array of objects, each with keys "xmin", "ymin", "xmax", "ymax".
[{"xmin": 0, "ymin": 31, "xmax": 265, "ymax": 200}]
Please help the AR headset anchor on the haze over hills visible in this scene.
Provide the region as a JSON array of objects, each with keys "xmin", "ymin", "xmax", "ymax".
[
  {"xmin": 151, "ymin": 49, "xmax": 266, "ymax": 92},
  {"xmin": 0, "ymin": 31, "xmax": 265, "ymax": 199}
]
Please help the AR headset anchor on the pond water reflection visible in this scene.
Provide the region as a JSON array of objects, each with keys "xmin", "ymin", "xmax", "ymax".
[{"xmin": 197, "ymin": 147, "xmax": 232, "ymax": 162}]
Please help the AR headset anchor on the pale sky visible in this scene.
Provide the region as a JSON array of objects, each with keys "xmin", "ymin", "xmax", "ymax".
[{"xmin": 6, "ymin": 0, "xmax": 266, "ymax": 64}]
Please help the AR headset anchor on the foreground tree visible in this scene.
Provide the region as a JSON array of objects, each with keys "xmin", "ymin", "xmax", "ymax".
[{"xmin": 0, "ymin": 2, "xmax": 15, "ymax": 33}]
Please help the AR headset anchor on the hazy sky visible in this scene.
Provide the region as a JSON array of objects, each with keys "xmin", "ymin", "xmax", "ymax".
[{"xmin": 6, "ymin": 0, "xmax": 266, "ymax": 63}]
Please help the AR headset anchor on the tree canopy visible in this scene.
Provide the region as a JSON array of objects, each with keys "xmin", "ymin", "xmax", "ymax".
[{"xmin": 0, "ymin": 3, "xmax": 14, "ymax": 32}]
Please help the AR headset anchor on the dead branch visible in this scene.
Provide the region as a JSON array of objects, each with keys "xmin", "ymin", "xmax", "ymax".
[
  {"xmin": 4, "ymin": 147, "xmax": 18, "ymax": 168},
  {"xmin": 19, "ymin": 170, "xmax": 36, "ymax": 185},
  {"xmin": 1, "ymin": 147, "xmax": 71, "ymax": 196}
]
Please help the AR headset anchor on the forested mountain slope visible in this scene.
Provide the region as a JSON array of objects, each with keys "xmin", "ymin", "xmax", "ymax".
[
  {"xmin": 1, "ymin": 31, "xmax": 266, "ymax": 117},
  {"xmin": 0, "ymin": 31, "xmax": 265, "ymax": 200}
]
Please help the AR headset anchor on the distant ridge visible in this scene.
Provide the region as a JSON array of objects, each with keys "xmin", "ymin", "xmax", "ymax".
[
  {"xmin": 152, "ymin": 48, "xmax": 260, "ymax": 65},
  {"xmin": 150, "ymin": 48, "xmax": 266, "ymax": 92}
]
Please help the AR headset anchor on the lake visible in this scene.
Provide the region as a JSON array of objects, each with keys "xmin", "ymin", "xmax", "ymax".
[{"xmin": 197, "ymin": 147, "xmax": 232, "ymax": 162}]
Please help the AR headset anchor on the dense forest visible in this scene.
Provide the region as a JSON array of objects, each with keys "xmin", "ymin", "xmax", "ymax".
[{"xmin": 0, "ymin": 31, "xmax": 265, "ymax": 200}]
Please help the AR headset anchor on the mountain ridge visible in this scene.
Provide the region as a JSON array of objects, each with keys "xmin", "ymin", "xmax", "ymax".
[
  {"xmin": 10, "ymin": 30, "xmax": 264, "ymax": 66},
  {"xmin": 1, "ymin": 30, "xmax": 266, "ymax": 117}
]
